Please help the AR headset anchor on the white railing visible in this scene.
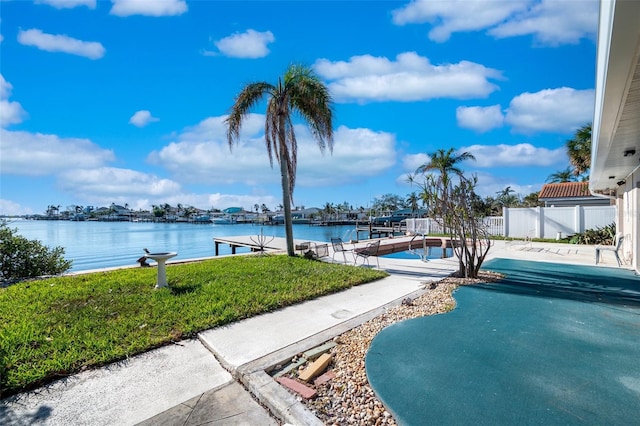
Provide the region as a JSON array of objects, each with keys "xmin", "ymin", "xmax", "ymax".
[{"xmin": 407, "ymin": 217, "xmax": 503, "ymax": 236}]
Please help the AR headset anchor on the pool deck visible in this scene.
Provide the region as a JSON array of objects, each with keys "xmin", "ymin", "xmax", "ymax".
[{"xmin": 1, "ymin": 239, "xmax": 635, "ymax": 425}]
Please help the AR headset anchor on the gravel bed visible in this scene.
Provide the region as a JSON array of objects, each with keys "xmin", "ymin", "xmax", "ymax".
[{"xmin": 288, "ymin": 271, "xmax": 503, "ymax": 425}]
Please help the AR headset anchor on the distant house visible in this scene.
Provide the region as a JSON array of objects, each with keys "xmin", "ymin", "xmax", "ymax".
[{"xmin": 538, "ymin": 182, "xmax": 611, "ymax": 207}]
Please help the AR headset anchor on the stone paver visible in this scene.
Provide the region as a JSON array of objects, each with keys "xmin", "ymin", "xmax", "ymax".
[{"xmin": 137, "ymin": 381, "xmax": 278, "ymax": 426}]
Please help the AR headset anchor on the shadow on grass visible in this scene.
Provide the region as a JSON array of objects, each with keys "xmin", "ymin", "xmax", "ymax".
[
  {"xmin": 479, "ymin": 258, "xmax": 640, "ymax": 308},
  {"xmin": 164, "ymin": 281, "xmax": 202, "ymax": 296}
]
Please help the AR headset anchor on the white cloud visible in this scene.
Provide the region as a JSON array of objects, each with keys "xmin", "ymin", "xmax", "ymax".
[
  {"xmin": 58, "ymin": 167, "xmax": 181, "ymax": 199},
  {"xmin": 489, "ymin": 0, "xmax": 598, "ymax": 45},
  {"xmin": 0, "ymin": 75, "xmax": 27, "ymax": 128},
  {"xmin": 314, "ymin": 52, "xmax": 501, "ymax": 103},
  {"xmin": 212, "ymin": 29, "xmax": 275, "ymax": 59},
  {"xmin": 0, "ymin": 100, "xmax": 27, "ymax": 127},
  {"xmin": 148, "ymin": 114, "xmax": 397, "ymax": 187},
  {"xmin": 402, "ymin": 153, "xmax": 430, "ymax": 172},
  {"xmin": 296, "ymin": 126, "xmax": 397, "ymax": 186},
  {"xmin": 110, "ymin": 0, "xmax": 187, "ymax": 17},
  {"xmin": 35, "ymin": 0, "xmax": 97, "ymax": 9},
  {"xmin": 462, "ymin": 143, "xmax": 566, "ymax": 167},
  {"xmin": 469, "ymin": 171, "xmax": 539, "ymax": 197},
  {"xmin": 17, "ymin": 29, "xmax": 105, "ymax": 59},
  {"xmin": 0, "ymin": 74, "xmax": 14, "ymax": 100},
  {"xmin": 129, "ymin": 110, "xmax": 159, "ymax": 127},
  {"xmin": 392, "ymin": 0, "xmax": 529, "ymax": 42},
  {"xmin": 505, "ymin": 87, "xmax": 594, "ymax": 133},
  {"xmin": 0, "ymin": 199, "xmax": 33, "ymax": 216},
  {"xmin": 0, "ymin": 129, "xmax": 115, "ymax": 175},
  {"xmin": 456, "ymin": 105, "xmax": 504, "ymax": 132},
  {"xmin": 391, "ymin": 0, "xmax": 597, "ymax": 45}
]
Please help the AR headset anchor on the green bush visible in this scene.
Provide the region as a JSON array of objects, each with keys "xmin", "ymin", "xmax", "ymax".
[
  {"xmin": 0, "ymin": 220, "xmax": 72, "ymax": 283},
  {"xmin": 569, "ymin": 222, "xmax": 616, "ymax": 245}
]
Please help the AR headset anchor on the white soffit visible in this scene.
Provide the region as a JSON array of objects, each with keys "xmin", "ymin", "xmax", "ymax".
[{"xmin": 591, "ymin": 0, "xmax": 640, "ymax": 191}]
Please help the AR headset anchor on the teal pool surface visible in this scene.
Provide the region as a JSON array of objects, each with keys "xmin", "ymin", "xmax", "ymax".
[
  {"xmin": 366, "ymin": 259, "xmax": 640, "ymax": 425},
  {"xmin": 382, "ymin": 247, "xmax": 453, "ymax": 260}
]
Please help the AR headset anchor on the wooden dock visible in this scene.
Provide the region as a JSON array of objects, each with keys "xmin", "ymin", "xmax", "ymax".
[
  {"xmin": 355, "ymin": 224, "xmax": 407, "ymax": 240},
  {"xmin": 213, "ymin": 234, "xmax": 455, "ymax": 258},
  {"xmin": 213, "ymin": 236, "xmax": 323, "ymax": 256}
]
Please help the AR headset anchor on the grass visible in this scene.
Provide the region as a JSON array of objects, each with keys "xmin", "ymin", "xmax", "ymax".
[{"xmin": 0, "ymin": 255, "xmax": 387, "ymax": 396}]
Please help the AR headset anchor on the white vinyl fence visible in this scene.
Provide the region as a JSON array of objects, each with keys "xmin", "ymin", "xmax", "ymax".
[
  {"xmin": 406, "ymin": 217, "xmax": 504, "ymax": 236},
  {"xmin": 406, "ymin": 205, "xmax": 616, "ymax": 239},
  {"xmin": 503, "ymin": 205, "xmax": 616, "ymax": 239}
]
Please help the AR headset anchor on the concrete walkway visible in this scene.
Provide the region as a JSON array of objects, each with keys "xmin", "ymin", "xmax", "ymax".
[{"xmin": 0, "ymin": 239, "xmax": 626, "ymax": 425}]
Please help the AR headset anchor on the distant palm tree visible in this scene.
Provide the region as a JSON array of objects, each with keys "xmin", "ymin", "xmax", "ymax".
[
  {"xmin": 494, "ymin": 186, "xmax": 520, "ymax": 208},
  {"xmin": 416, "ymin": 148, "xmax": 475, "ymax": 183},
  {"xmin": 546, "ymin": 167, "xmax": 578, "ymax": 183},
  {"xmin": 522, "ymin": 192, "xmax": 541, "ymax": 207},
  {"xmin": 567, "ymin": 123, "xmax": 591, "ymax": 177},
  {"xmin": 226, "ymin": 64, "xmax": 334, "ymax": 256},
  {"xmin": 415, "ymin": 148, "xmax": 476, "ymax": 219},
  {"xmin": 406, "ymin": 192, "xmax": 420, "ymax": 216}
]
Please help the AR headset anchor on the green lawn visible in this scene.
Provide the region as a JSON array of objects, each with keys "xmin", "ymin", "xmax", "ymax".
[{"xmin": 0, "ymin": 255, "xmax": 387, "ymax": 396}]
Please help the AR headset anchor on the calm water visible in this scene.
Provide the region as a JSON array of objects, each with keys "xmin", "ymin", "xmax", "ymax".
[
  {"xmin": 382, "ymin": 247, "xmax": 453, "ymax": 260},
  {"xmin": 9, "ymin": 219, "xmax": 357, "ymax": 272}
]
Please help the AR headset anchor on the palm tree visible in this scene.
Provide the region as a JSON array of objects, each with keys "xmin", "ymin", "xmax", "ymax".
[
  {"xmin": 226, "ymin": 64, "xmax": 334, "ymax": 256},
  {"xmin": 415, "ymin": 148, "xmax": 476, "ymax": 219},
  {"xmin": 416, "ymin": 148, "xmax": 475, "ymax": 182},
  {"xmin": 546, "ymin": 167, "xmax": 578, "ymax": 183},
  {"xmin": 494, "ymin": 186, "xmax": 520, "ymax": 209},
  {"xmin": 566, "ymin": 123, "xmax": 591, "ymax": 177},
  {"xmin": 406, "ymin": 192, "xmax": 420, "ymax": 216}
]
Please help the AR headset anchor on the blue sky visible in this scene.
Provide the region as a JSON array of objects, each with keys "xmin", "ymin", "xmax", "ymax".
[{"xmin": 0, "ymin": 0, "xmax": 598, "ymax": 215}]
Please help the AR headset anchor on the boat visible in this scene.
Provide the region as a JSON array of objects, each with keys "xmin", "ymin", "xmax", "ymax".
[{"xmin": 212, "ymin": 216, "xmax": 235, "ymax": 224}]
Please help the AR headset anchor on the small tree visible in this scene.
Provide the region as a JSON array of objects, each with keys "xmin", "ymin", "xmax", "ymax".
[
  {"xmin": 0, "ymin": 220, "xmax": 72, "ymax": 283},
  {"xmin": 413, "ymin": 174, "xmax": 491, "ymax": 278}
]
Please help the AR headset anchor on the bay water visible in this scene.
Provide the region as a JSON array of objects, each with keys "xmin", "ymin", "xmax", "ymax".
[{"xmin": 9, "ymin": 219, "xmax": 357, "ymax": 272}]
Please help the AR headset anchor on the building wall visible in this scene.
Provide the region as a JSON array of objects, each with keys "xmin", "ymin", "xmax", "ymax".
[{"xmin": 620, "ymin": 170, "xmax": 639, "ymax": 273}]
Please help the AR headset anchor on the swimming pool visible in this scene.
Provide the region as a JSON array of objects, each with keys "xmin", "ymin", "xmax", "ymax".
[{"xmin": 382, "ymin": 247, "xmax": 453, "ymax": 261}]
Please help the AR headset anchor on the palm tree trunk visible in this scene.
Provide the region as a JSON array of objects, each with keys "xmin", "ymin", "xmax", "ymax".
[{"xmin": 278, "ymin": 125, "xmax": 295, "ymax": 256}]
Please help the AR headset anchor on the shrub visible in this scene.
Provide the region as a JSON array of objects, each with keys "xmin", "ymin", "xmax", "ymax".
[
  {"xmin": 0, "ymin": 220, "xmax": 72, "ymax": 283},
  {"xmin": 569, "ymin": 223, "xmax": 616, "ymax": 245}
]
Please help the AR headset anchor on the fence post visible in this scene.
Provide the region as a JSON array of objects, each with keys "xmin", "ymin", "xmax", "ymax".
[
  {"xmin": 503, "ymin": 207, "xmax": 508, "ymax": 238},
  {"xmin": 574, "ymin": 205, "xmax": 582, "ymax": 234},
  {"xmin": 536, "ymin": 207, "xmax": 543, "ymax": 239}
]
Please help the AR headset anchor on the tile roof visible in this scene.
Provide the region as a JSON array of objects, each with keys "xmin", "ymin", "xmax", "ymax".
[{"xmin": 538, "ymin": 182, "xmax": 592, "ymax": 199}]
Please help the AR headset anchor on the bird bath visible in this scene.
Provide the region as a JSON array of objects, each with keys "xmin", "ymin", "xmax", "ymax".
[{"xmin": 145, "ymin": 252, "xmax": 177, "ymax": 288}]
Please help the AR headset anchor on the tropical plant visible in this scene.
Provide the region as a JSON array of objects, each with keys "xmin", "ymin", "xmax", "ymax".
[
  {"xmin": 226, "ymin": 64, "xmax": 334, "ymax": 256},
  {"xmin": 0, "ymin": 220, "xmax": 72, "ymax": 283},
  {"xmin": 411, "ymin": 173, "xmax": 491, "ymax": 278},
  {"xmin": 371, "ymin": 193, "xmax": 405, "ymax": 214},
  {"xmin": 546, "ymin": 167, "xmax": 578, "ymax": 183},
  {"xmin": 569, "ymin": 223, "xmax": 616, "ymax": 245},
  {"xmin": 567, "ymin": 123, "xmax": 591, "ymax": 178},
  {"xmin": 406, "ymin": 192, "xmax": 420, "ymax": 216},
  {"xmin": 493, "ymin": 186, "xmax": 521, "ymax": 209},
  {"xmin": 416, "ymin": 148, "xmax": 476, "ymax": 182},
  {"xmin": 522, "ymin": 192, "xmax": 542, "ymax": 207},
  {"xmin": 411, "ymin": 148, "xmax": 476, "ymax": 234},
  {"xmin": 414, "ymin": 148, "xmax": 476, "ymax": 209}
]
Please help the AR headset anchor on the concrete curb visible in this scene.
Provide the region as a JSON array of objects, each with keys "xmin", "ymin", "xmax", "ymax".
[{"xmin": 199, "ymin": 285, "xmax": 430, "ymax": 425}]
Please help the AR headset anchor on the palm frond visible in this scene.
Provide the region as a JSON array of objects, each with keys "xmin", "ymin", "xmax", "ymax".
[{"xmin": 226, "ymin": 82, "xmax": 273, "ymax": 148}]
